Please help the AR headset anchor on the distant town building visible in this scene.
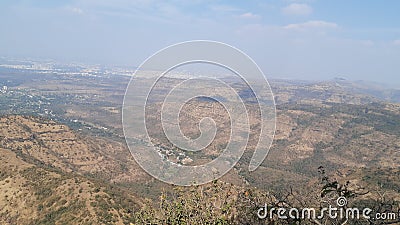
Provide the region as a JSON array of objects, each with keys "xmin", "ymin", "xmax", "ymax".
[{"xmin": 1, "ymin": 86, "xmax": 7, "ymax": 93}]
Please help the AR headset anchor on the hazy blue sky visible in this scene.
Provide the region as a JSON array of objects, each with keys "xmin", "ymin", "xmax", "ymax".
[{"xmin": 1, "ymin": 0, "xmax": 400, "ymax": 86}]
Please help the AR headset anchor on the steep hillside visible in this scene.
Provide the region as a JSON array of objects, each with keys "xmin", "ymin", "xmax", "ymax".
[
  {"xmin": 0, "ymin": 115, "xmax": 147, "ymax": 183},
  {"xmin": 0, "ymin": 115, "xmax": 150, "ymax": 224},
  {"xmin": 0, "ymin": 147, "xmax": 141, "ymax": 224}
]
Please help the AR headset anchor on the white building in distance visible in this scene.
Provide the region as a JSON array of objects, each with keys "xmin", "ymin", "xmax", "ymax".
[{"xmin": 1, "ymin": 86, "xmax": 7, "ymax": 93}]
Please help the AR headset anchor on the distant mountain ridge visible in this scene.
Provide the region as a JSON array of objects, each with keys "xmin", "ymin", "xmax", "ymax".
[{"xmin": 269, "ymin": 77, "xmax": 400, "ymax": 104}]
